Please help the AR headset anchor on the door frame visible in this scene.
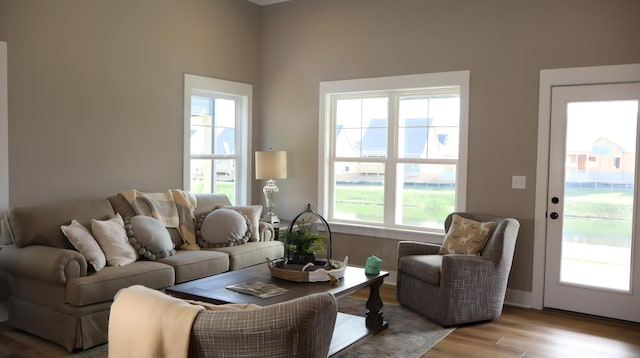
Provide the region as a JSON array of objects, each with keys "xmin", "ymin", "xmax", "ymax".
[{"xmin": 532, "ymin": 63, "xmax": 640, "ymax": 309}]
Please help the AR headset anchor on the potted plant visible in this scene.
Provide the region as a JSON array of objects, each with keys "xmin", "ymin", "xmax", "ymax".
[{"xmin": 285, "ymin": 219, "xmax": 326, "ymax": 265}]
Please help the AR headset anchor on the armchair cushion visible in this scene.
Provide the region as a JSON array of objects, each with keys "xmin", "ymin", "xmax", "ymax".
[
  {"xmin": 438, "ymin": 214, "xmax": 495, "ymax": 255},
  {"xmin": 398, "ymin": 254, "xmax": 442, "ymax": 285}
]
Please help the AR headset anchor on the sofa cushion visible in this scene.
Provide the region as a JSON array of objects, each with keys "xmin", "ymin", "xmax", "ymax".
[
  {"xmin": 125, "ymin": 215, "xmax": 176, "ymax": 260},
  {"xmin": 91, "ymin": 214, "xmax": 137, "ymax": 267},
  {"xmin": 9, "ymin": 198, "xmax": 115, "ymax": 249},
  {"xmin": 65, "ymin": 261, "xmax": 175, "ymax": 306},
  {"xmin": 438, "ymin": 214, "xmax": 496, "ymax": 256},
  {"xmin": 210, "ymin": 241, "xmax": 284, "ymax": 271},
  {"xmin": 196, "ymin": 209, "xmax": 251, "ymax": 248},
  {"xmin": 61, "ymin": 220, "xmax": 106, "ymax": 272},
  {"xmin": 399, "ymin": 255, "xmax": 442, "ymax": 285},
  {"xmin": 221, "ymin": 205, "xmax": 263, "ymax": 242},
  {"xmin": 157, "ymin": 250, "xmax": 229, "ymax": 283}
]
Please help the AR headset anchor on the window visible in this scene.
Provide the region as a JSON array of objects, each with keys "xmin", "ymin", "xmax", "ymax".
[
  {"xmin": 319, "ymin": 71, "xmax": 469, "ymax": 239},
  {"xmin": 183, "ymin": 74, "xmax": 252, "ymax": 205}
]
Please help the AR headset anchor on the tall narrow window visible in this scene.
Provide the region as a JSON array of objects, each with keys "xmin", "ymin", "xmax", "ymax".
[
  {"xmin": 320, "ymin": 71, "xmax": 469, "ymax": 237},
  {"xmin": 184, "ymin": 75, "xmax": 251, "ymax": 205}
]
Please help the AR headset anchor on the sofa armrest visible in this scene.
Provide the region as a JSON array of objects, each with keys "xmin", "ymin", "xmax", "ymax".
[
  {"xmin": 0, "ymin": 244, "xmax": 87, "ymax": 285},
  {"xmin": 259, "ymin": 222, "xmax": 275, "ymax": 242}
]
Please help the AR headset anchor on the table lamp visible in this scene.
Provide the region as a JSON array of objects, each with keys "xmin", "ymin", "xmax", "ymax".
[{"xmin": 255, "ymin": 150, "xmax": 287, "ymax": 224}]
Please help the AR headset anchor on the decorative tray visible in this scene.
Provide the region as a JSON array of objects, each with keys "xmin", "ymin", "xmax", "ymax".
[{"xmin": 267, "ymin": 256, "xmax": 349, "ymax": 283}]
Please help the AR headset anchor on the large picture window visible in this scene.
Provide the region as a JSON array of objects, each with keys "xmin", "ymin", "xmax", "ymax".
[
  {"xmin": 183, "ymin": 75, "xmax": 252, "ymax": 205},
  {"xmin": 319, "ymin": 71, "xmax": 469, "ymax": 238}
]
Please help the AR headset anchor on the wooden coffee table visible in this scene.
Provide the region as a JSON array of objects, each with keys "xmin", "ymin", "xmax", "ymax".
[{"xmin": 166, "ymin": 263, "xmax": 389, "ymax": 356}]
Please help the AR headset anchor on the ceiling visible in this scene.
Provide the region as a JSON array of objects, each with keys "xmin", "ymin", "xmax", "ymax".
[{"xmin": 247, "ymin": 0, "xmax": 290, "ymax": 5}]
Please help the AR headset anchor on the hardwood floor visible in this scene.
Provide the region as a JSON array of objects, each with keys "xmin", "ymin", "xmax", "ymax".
[
  {"xmin": 352, "ymin": 285, "xmax": 640, "ymax": 358},
  {"xmin": 1, "ymin": 284, "xmax": 639, "ymax": 357}
]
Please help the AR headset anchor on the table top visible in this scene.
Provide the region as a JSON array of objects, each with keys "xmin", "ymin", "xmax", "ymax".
[{"xmin": 166, "ymin": 263, "xmax": 389, "ymax": 306}]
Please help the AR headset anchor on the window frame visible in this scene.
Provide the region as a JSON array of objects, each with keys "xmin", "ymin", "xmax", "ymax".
[
  {"xmin": 0, "ymin": 42, "xmax": 7, "ymax": 216},
  {"xmin": 183, "ymin": 74, "xmax": 252, "ymax": 205},
  {"xmin": 318, "ymin": 71, "xmax": 469, "ymax": 242}
]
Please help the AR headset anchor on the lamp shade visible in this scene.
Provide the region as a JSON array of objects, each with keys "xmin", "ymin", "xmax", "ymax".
[{"xmin": 255, "ymin": 151, "xmax": 287, "ymax": 180}]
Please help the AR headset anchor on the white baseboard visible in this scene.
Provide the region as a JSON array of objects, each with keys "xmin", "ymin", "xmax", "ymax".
[{"xmin": 504, "ymin": 288, "xmax": 532, "ymax": 308}]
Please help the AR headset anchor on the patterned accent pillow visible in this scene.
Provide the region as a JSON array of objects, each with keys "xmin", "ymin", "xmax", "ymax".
[
  {"xmin": 196, "ymin": 208, "xmax": 251, "ymax": 248},
  {"xmin": 438, "ymin": 214, "xmax": 496, "ymax": 255}
]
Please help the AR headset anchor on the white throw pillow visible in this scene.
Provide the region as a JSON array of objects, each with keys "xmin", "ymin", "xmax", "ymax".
[
  {"xmin": 92, "ymin": 213, "xmax": 137, "ymax": 266},
  {"xmin": 61, "ymin": 219, "xmax": 106, "ymax": 272}
]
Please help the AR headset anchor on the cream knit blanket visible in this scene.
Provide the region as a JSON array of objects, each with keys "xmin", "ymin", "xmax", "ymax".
[
  {"xmin": 109, "ymin": 285, "xmax": 204, "ymax": 358},
  {"xmin": 118, "ymin": 189, "xmax": 199, "ymax": 250}
]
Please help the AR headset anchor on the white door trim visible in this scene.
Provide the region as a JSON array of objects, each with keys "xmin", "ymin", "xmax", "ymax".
[{"xmin": 533, "ymin": 63, "xmax": 640, "ymax": 309}]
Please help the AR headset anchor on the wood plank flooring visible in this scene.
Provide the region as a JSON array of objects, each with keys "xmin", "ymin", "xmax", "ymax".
[{"xmin": 1, "ymin": 284, "xmax": 639, "ymax": 357}]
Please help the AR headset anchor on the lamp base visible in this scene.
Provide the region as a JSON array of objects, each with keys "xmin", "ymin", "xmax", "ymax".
[
  {"xmin": 263, "ymin": 179, "xmax": 280, "ymax": 225},
  {"xmin": 265, "ymin": 214, "xmax": 280, "ymax": 225}
]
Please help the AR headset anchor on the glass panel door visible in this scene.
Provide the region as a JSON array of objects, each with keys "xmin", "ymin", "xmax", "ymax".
[{"xmin": 545, "ymin": 82, "xmax": 640, "ymax": 322}]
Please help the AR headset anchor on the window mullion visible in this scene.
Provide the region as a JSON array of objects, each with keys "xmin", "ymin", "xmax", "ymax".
[{"xmin": 385, "ymin": 94, "xmax": 398, "ymax": 225}]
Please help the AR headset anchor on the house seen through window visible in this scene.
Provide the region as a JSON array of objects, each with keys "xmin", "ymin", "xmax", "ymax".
[
  {"xmin": 184, "ymin": 75, "xmax": 251, "ymax": 205},
  {"xmin": 319, "ymin": 71, "xmax": 469, "ymax": 235}
]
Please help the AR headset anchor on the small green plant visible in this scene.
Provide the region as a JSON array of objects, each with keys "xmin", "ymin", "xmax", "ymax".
[{"xmin": 286, "ymin": 220, "xmax": 326, "ymax": 255}]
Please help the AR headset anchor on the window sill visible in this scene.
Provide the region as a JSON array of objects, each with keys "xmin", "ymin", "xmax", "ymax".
[{"xmin": 326, "ymin": 221, "xmax": 445, "ymax": 244}]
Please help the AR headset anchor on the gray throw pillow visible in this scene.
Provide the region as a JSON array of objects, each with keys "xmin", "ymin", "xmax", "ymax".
[
  {"xmin": 196, "ymin": 208, "xmax": 251, "ymax": 248},
  {"xmin": 221, "ymin": 205, "xmax": 263, "ymax": 242},
  {"xmin": 124, "ymin": 215, "xmax": 176, "ymax": 260}
]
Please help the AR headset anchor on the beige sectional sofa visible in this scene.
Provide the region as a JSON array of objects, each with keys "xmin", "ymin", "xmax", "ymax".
[{"xmin": 0, "ymin": 192, "xmax": 284, "ymax": 351}]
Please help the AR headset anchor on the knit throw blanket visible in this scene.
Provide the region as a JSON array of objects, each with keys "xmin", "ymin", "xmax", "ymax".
[
  {"xmin": 118, "ymin": 189, "xmax": 199, "ymax": 250},
  {"xmin": 109, "ymin": 285, "xmax": 204, "ymax": 358}
]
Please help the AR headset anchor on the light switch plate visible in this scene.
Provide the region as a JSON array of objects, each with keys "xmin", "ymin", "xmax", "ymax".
[{"xmin": 512, "ymin": 176, "xmax": 526, "ymax": 189}]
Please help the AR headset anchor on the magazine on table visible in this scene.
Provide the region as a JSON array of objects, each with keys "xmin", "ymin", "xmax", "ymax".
[{"xmin": 226, "ymin": 281, "xmax": 289, "ymax": 298}]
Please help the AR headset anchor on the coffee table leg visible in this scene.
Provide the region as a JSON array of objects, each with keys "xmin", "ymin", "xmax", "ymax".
[{"xmin": 365, "ymin": 276, "xmax": 388, "ymax": 332}]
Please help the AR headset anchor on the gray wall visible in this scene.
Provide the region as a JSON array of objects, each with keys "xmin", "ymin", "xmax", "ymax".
[
  {"xmin": 257, "ymin": 0, "xmax": 640, "ymax": 292},
  {"xmin": 2, "ymin": 0, "xmax": 640, "ymax": 294},
  {"xmin": 0, "ymin": 0, "xmax": 261, "ymax": 205}
]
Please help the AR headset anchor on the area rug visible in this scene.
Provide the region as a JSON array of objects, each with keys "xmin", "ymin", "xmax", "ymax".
[
  {"xmin": 67, "ymin": 297, "xmax": 453, "ymax": 358},
  {"xmin": 333, "ymin": 297, "xmax": 454, "ymax": 357}
]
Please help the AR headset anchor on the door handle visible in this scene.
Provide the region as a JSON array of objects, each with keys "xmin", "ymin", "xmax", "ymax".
[
  {"xmin": 550, "ymin": 212, "xmax": 559, "ymax": 219},
  {"xmin": 551, "ymin": 197, "xmax": 560, "ymax": 204}
]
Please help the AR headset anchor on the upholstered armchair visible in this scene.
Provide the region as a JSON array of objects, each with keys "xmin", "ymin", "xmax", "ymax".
[
  {"xmin": 396, "ymin": 212, "xmax": 520, "ymax": 327},
  {"xmin": 109, "ymin": 285, "xmax": 338, "ymax": 358}
]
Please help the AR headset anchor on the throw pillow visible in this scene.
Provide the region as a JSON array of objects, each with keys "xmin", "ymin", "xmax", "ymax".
[
  {"xmin": 196, "ymin": 208, "xmax": 251, "ymax": 248},
  {"xmin": 61, "ymin": 219, "xmax": 106, "ymax": 272},
  {"xmin": 221, "ymin": 205, "xmax": 263, "ymax": 242},
  {"xmin": 438, "ymin": 214, "xmax": 496, "ymax": 256},
  {"xmin": 91, "ymin": 213, "xmax": 137, "ymax": 266},
  {"xmin": 124, "ymin": 215, "xmax": 176, "ymax": 260}
]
